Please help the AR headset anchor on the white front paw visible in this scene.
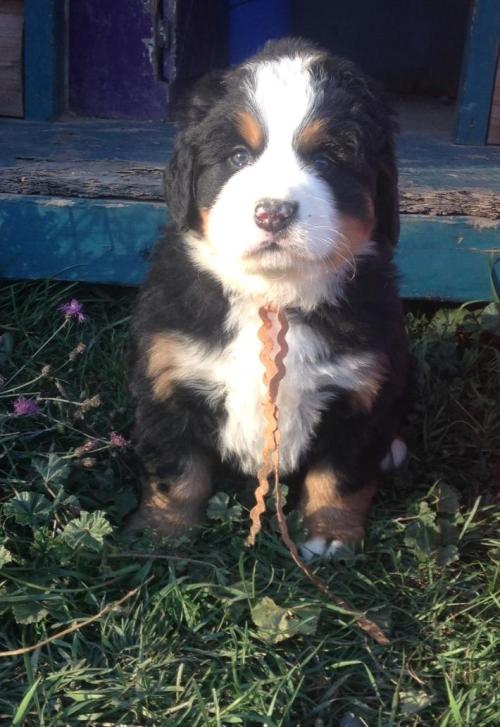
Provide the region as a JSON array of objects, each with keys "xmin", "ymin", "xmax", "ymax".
[
  {"xmin": 325, "ymin": 539, "xmax": 348, "ymax": 558},
  {"xmin": 299, "ymin": 537, "xmax": 353, "ymax": 562},
  {"xmin": 380, "ymin": 437, "xmax": 407, "ymax": 472},
  {"xmin": 299, "ymin": 536, "xmax": 327, "ymax": 562}
]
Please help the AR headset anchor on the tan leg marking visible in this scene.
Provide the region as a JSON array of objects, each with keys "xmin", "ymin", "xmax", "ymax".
[
  {"xmin": 147, "ymin": 332, "xmax": 221, "ymax": 402},
  {"xmin": 300, "ymin": 463, "xmax": 376, "ymax": 544},
  {"xmin": 126, "ymin": 454, "xmax": 212, "ymax": 536},
  {"xmin": 147, "ymin": 333, "xmax": 182, "ymax": 400},
  {"xmin": 351, "ymin": 353, "xmax": 389, "ymax": 412}
]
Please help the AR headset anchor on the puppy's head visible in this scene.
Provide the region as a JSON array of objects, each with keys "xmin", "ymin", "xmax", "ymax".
[{"xmin": 165, "ymin": 38, "xmax": 398, "ymax": 296}]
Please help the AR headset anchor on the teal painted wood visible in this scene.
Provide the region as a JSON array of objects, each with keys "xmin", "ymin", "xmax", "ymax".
[
  {"xmin": 396, "ymin": 216, "xmax": 499, "ymax": 300},
  {"xmin": 455, "ymin": 0, "xmax": 500, "ymax": 145},
  {"xmin": 24, "ymin": 0, "xmax": 66, "ymax": 120},
  {"xmin": 1, "ymin": 194, "xmax": 498, "ymax": 301},
  {"xmin": 0, "ymin": 195, "xmax": 165, "ymax": 284},
  {"xmin": 0, "ymin": 119, "xmax": 176, "ymax": 166}
]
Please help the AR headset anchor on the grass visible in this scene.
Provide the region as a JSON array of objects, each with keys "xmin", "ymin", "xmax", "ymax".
[{"xmin": 0, "ymin": 280, "xmax": 499, "ymax": 726}]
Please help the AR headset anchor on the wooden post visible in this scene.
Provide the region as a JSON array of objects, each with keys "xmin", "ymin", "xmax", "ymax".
[
  {"xmin": 455, "ymin": 0, "xmax": 500, "ymax": 145},
  {"xmin": 0, "ymin": 0, "xmax": 24, "ymax": 117},
  {"xmin": 24, "ymin": 0, "xmax": 65, "ymax": 120}
]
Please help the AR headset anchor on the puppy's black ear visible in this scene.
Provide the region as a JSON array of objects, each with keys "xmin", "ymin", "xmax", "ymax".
[
  {"xmin": 373, "ymin": 143, "xmax": 399, "ymax": 248},
  {"xmin": 164, "ymin": 71, "xmax": 227, "ymax": 231},
  {"xmin": 164, "ymin": 135, "xmax": 197, "ymax": 231},
  {"xmin": 177, "ymin": 70, "xmax": 227, "ymax": 127},
  {"xmin": 371, "ymin": 96, "xmax": 399, "ymax": 248}
]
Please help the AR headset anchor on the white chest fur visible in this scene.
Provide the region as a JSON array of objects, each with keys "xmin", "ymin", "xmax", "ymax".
[
  {"xmin": 217, "ymin": 303, "xmax": 378, "ymax": 475},
  {"xmin": 160, "ymin": 302, "xmax": 380, "ymax": 475}
]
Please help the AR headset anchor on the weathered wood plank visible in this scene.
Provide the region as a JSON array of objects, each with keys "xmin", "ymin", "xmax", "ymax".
[
  {"xmin": 1, "ymin": 194, "xmax": 498, "ymax": 301},
  {"xmin": 455, "ymin": 0, "xmax": 500, "ymax": 145},
  {"xmin": 0, "ymin": 0, "xmax": 23, "ymax": 118},
  {"xmin": 487, "ymin": 53, "xmax": 500, "ymax": 145},
  {"xmin": 0, "ymin": 161, "xmax": 498, "ymax": 218},
  {"xmin": 0, "ymin": 118, "xmax": 176, "ymax": 163},
  {"xmin": 0, "ymin": 159, "xmax": 498, "ymax": 219},
  {"xmin": 0, "ymin": 120, "xmax": 499, "ymax": 217},
  {"xmin": 399, "ymin": 188, "xmax": 499, "ymax": 219},
  {"xmin": 0, "ymin": 160, "xmax": 165, "ymax": 202}
]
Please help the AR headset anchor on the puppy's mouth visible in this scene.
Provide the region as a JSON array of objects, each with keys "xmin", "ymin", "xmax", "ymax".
[
  {"xmin": 244, "ymin": 232, "xmax": 292, "ymax": 258},
  {"xmin": 254, "ymin": 240, "xmax": 282, "ymax": 254}
]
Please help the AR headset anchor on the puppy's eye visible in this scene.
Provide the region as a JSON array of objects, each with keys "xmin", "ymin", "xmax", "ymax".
[
  {"xmin": 229, "ymin": 147, "xmax": 252, "ymax": 168},
  {"xmin": 312, "ymin": 154, "xmax": 333, "ymax": 175}
]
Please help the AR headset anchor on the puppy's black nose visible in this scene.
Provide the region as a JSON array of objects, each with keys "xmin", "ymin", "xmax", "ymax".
[{"xmin": 254, "ymin": 198, "xmax": 298, "ymax": 232}]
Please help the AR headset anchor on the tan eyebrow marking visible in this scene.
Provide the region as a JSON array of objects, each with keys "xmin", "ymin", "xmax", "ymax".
[
  {"xmin": 235, "ymin": 110, "xmax": 265, "ymax": 152},
  {"xmin": 296, "ymin": 117, "xmax": 330, "ymax": 153}
]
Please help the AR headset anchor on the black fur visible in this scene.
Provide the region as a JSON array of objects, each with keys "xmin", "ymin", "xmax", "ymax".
[
  {"xmin": 131, "ymin": 237, "xmax": 407, "ymax": 491},
  {"xmin": 130, "ymin": 38, "xmax": 409, "ymax": 521}
]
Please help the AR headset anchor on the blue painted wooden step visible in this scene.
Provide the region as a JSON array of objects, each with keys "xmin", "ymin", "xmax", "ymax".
[{"xmin": 1, "ymin": 194, "xmax": 498, "ymax": 301}]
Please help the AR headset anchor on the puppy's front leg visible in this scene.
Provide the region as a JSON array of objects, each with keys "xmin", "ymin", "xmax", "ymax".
[
  {"xmin": 126, "ymin": 451, "xmax": 212, "ymax": 537},
  {"xmin": 298, "ymin": 462, "xmax": 376, "ymax": 561}
]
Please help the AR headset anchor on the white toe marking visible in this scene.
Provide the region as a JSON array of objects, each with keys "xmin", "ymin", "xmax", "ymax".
[
  {"xmin": 299, "ymin": 536, "xmax": 327, "ymax": 562},
  {"xmin": 325, "ymin": 539, "xmax": 346, "ymax": 558},
  {"xmin": 380, "ymin": 437, "xmax": 407, "ymax": 472}
]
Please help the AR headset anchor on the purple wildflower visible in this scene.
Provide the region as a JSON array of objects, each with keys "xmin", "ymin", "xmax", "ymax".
[
  {"xmin": 110, "ymin": 431, "xmax": 127, "ymax": 448},
  {"xmin": 13, "ymin": 397, "xmax": 40, "ymax": 417},
  {"xmin": 59, "ymin": 299, "xmax": 86, "ymax": 323}
]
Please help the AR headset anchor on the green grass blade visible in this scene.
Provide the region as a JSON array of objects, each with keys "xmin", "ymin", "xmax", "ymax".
[{"xmin": 12, "ymin": 676, "xmax": 41, "ymax": 726}]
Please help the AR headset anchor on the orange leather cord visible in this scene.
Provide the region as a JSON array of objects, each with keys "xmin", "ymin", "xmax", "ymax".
[
  {"xmin": 246, "ymin": 304, "xmax": 289, "ymax": 547},
  {"xmin": 246, "ymin": 304, "xmax": 390, "ymax": 645}
]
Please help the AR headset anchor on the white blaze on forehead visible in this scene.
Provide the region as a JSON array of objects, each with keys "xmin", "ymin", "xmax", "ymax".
[{"xmin": 249, "ymin": 55, "xmax": 319, "ymax": 145}]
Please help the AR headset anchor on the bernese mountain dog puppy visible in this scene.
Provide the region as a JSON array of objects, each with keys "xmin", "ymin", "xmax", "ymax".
[{"xmin": 128, "ymin": 38, "xmax": 409, "ymax": 560}]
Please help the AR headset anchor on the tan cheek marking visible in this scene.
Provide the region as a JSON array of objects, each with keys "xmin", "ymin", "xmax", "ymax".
[
  {"xmin": 236, "ymin": 110, "xmax": 264, "ymax": 152},
  {"xmin": 339, "ymin": 212, "xmax": 374, "ymax": 253},
  {"xmin": 351, "ymin": 353, "xmax": 389, "ymax": 413},
  {"xmin": 329, "ymin": 198, "xmax": 376, "ymax": 269},
  {"xmin": 297, "ymin": 117, "xmax": 330, "ymax": 153},
  {"xmin": 199, "ymin": 206, "xmax": 210, "ymax": 237},
  {"xmin": 300, "ymin": 464, "xmax": 376, "ymax": 543}
]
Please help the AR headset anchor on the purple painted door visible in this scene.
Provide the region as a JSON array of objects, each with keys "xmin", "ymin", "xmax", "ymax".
[{"xmin": 69, "ymin": 0, "xmax": 228, "ymax": 121}]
